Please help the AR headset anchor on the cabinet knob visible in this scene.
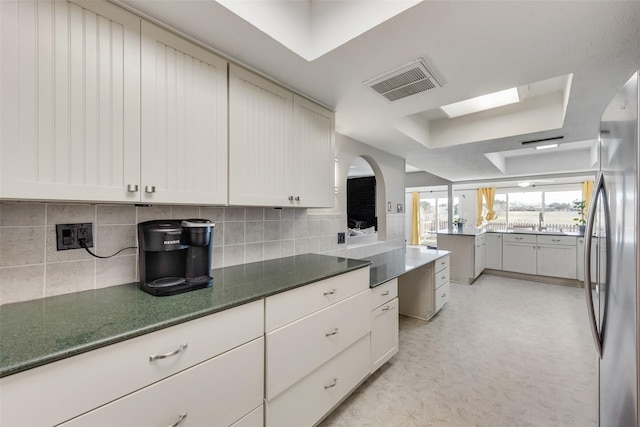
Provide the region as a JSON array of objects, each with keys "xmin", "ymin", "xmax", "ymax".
[
  {"xmin": 382, "ymin": 305, "xmax": 391, "ymax": 311},
  {"xmin": 288, "ymin": 196, "xmax": 294, "ymax": 201},
  {"xmin": 169, "ymin": 413, "xmax": 188, "ymax": 427},
  {"xmin": 442, "ymin": 293, "xmax": 446, "ymax": 297},
  {"xmin": 145, "ymin": 185, "xmax": 156, "ymax": 193},
  {"xmin": 323, "ymin": 288, "xmax": 337, "ymax": 296},
  {"xmin": 295, "ymin": 196, "xmax": 300, "ymax": 201},
  {"xmin": 381, "ymin": 290, "xmax": 390, "ymax": 296},
  {"xmin": 127, "ymin": 184, "xmax": 139, "ymax": 192}
]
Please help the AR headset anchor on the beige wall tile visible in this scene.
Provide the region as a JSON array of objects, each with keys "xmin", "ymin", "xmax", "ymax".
[
  {"xmin": 281, "ymin": 240, "xmax": 295, "ymax": 257},
  {"xmin": 96, "ymin": 225, "xmax": 136, "ymax": 257},
  {"xmin": 0, "ymin": 265, "xmax": 45, "ymax": 304},
  {"xmin": 96, "ymin": 256, "xmax": 137, "ymax": 289},
  {"xmin": 246, "ymin": 207, "xmax": 264, "ymax": 221},
  {"xmin": 47, "ymin": 204, "xmax": 95, "ymax": 225},
  {"xmin": 171, "ymin": 205, "xmax": 199, "ymax": 219},
  {"xmin": 0, "ymin": 227, "xmax": 45, "ymax": 267},
  {"xmin": 244, "ymin": 243, "xmax": 264, "ymax": 263},
  {"xmin": 97, "ymin": 205, "xmax": 136, "ymax": 225},
  {"xmin": 245, "ymin": 221, "xmax": 264, "ymax": 243},
  {"xmin": 264, "ymin": 208, "xmax": 281, "ymax": 221},
  {"xmin": 281, "ymin": 208, "xmax": 296, "ymax": 221},
  {"xmin": 0, "ymin": 202, "xmax": 46, "ymax": 226},
  {"xmin": 264, "ymin": 221, "xmax": 281, "ymax": 241},
  {"xmin": 225, "ymin": 207, "xmax": 245, "ymax": 222},
  {"xmin": 223, "ymin": 244, "xmax": 244, "ymax": 267},
  {"xmin": 137, "ymin": 206, "xmax": 171, "ymax": 223},
  {"xmin": 200, "ymin": 207, "xmax": 224, "ymax": 222},
  {"xmin": 295, "ymin": 238, "xmax": 309, "ymax": 255},
  {"xmin": 224, "ymin": 222, "xmax": 244, "ymax": 245},
  {"xmin": 45, "ymin": 260, "xmax": 95, "ymax": 297},
  {"xmin": 264, "ymin": 241, "xmax": 281, "ymax": 261},
  {"xmin": 281, "ymin": 221, "xmax": 295, "ymax": 239}
]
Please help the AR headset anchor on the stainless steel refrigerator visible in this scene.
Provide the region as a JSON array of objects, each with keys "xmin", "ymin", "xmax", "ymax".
[{"xmin": 584, "ymin": 71, "xmax": 639, "ymax": 427}]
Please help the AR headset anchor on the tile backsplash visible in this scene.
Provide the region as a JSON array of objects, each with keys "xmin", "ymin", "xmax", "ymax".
[{"xmin": 0, "ymin": 202, "xmax": 405, "ymax": 305}]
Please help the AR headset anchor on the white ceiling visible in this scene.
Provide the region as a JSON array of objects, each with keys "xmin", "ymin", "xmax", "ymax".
[{"xmin": 117, "ymin": 0, "xmax": 640, "ymax": 183}]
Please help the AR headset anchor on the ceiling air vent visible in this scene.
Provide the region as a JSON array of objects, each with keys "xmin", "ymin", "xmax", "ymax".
[{"xmin": 364, "ymin": 58, "xmax": 442, "ymax": 102}]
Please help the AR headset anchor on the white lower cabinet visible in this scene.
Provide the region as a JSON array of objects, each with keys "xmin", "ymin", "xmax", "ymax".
[
  {"xmin": 502, "ymin": 234, "xmax": 537, "ymax": 275},
  {"xmin": 371, "ymin": 279, "xmax": 399, "ymax": 372},
  {"xmin": 265, "ymin": 335, "xmax": 371, "ymax": 427},
  {"xmin": 398, "ymin": 255, "xmax": 450, "ymax": 321},
  {"xmin": 485, "ymin": 233, "xmax": 503, "ymax": 270},
  {"xmin": 536, "ymin": 235, "xmax": 577, "ymax": 279},
  {"xmin": 59, "ymin": 338, "xmax": 264, "ymax": 427}
]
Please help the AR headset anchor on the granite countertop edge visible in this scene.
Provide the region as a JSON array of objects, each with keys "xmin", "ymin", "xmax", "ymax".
[{"xmin": 0, "ymin": 254, "xmax": 372, "ymax": 378}]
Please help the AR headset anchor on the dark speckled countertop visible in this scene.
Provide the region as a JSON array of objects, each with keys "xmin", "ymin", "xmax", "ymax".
[
  {"xmin": 0, "ymin": 254, "xmax": 370, "ymax": 378},
  {"xmin": 365, "ymin": 247, "xmax": 451, "ymax": 287}
]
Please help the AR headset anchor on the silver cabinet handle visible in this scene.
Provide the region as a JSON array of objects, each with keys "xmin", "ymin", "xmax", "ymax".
[
  {"xmin": 324, "ymin": 378, "xmax": 338, "ymax": 389},
  {"xmin": 584, "ymin": 171, "xmax": 608, "ymax": 359},
  {"xmin": 169, "ymin": 413, "xmax": 187, "ymax": 427},
  {"xmin": 325, "ymin": 328, "xmax": 339, "ymax": 337},
  {"xmin": 441, "ymin": 275, "xmax": 446, "ymax": 280},
  {"xmin": 127, "ymin": 184, "xmax": 139, "ymax": 192},
  {"xmin": 149, "ymin": 343, "xmax": 188, "ymax": 361},
  {"xmin": 515, "ymin": 237, "xmax": 523, "ymax": 240},
  {"xmin": 323, "ymin": 289, "xmax": 337, "ymax": 296},
  {"xmin": 382, "ymin": 305, "xmax": 391, "ymax": 311},
  {"xmin": 288, "ymin": 196, "xmax": 294, "ymax": 201},
  {"xmin": 295, "ymin": 196, "xmax": 300, "ymax": 201},
  {"xmin": 145, "ymin": 185, "xmax": 156, "ymax": 193},
  {"xmin": 441, "ymin": 293, "xmax": 446, "ymax": 297},
  {"xmin": 440, "ymin": 261, "xmax": 446, "ymax": 265},
  {"xmin": 381, "ymin": 290, "xmax": 390, "ymax": 296},
  {"xmin": 552, "ymin": 239, "xmax": 561, "ymax": 242}
]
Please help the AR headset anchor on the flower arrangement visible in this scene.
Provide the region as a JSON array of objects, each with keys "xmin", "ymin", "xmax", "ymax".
[{"xmin": 452, "ymin": 218, "xmax": 467, "ymax": 226}]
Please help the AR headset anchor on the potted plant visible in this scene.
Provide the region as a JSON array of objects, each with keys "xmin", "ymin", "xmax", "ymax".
[
  {"xmin": 453, "ymin": 217, "xmax": 466, "ymax": 232},
  {"xmin": 572, "ymin": 199, "xmax": 587, "ymax": 234}
]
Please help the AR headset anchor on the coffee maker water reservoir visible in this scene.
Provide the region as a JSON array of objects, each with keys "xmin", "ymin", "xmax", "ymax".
[{"xmin": 138, "ymin": 219, "xmax": 214, "ymax": 296}]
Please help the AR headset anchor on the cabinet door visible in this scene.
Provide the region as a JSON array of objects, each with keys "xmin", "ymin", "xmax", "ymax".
[
  {"xmin": 502, "ymin": 242, "xmax": 537, "ymax": 275},
  {"xmin": 292, "ymin": 95, "xmax": 335, "ymax": 208},
  {"xmin": 141, "ymin": 22, "xmax": 227, "ymax": 205},
  {"xmin": 59, "ymin": 338, "xmax": 264, "ymax": 427},
  {"xmin": 474, "ymin": 236, "xmax": 486, "ymax": 278},
  {"xmin": 371, "ymin": 297, "xmax": 399, "ymax": 372},
  {"xmin": 229, "ymin": 64, "xmax": 293, "ymax": 206},
  {"xmin": 537, "ymin": 244, "xmax": 577, "ymax": 279},
  {"xmin": 485, "ymin": 234, "xmax": 503, "ymax": 270},
  {"xmin": 1, "ymin": 0, "xmax": 140, "ymax": 202}
]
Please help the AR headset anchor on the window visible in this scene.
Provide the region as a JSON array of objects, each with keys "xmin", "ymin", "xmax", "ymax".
[
  {"xmin": 419, "ymin": 195, "xmax": 458, "ymax": 246},
  {"xmin": 508, "ymin": 191, "xmax": 542, "ymax": 230}
]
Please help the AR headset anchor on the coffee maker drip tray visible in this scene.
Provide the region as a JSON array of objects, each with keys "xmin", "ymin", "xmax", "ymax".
[{"xmin": 140, "ymin": 276, "xmax": 213, "ymax": 296}]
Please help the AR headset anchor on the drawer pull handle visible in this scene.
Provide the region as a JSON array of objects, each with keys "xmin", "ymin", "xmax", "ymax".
[
  {"xmin": 441, "ymin": 293, "xmax": 447, "ymax": 298},
  {"xmin": 441, "ymin": 276, "xmax": 446, "ymax": 280},
  {"xmin": 381, "ymin": 290, "xmax": 390, "ymax": 296},
  {"xmin": 149, "ymin": 343, "xmax": 188, "ymax": 361},
  {"xmin": 515, "ymin": 237, "xmax": 523, "ymax": 240},
  {"xmin": 324, "ymin": 378, "xmax": 338, "ymax": 389},
  {"xmin": 323, "ymin": 289, "xmax": 337, "ymax": 296},
  {"xmin": 288, "ymin": 195, "xmax": 294, "ymax": 201},
  {"xmin": 169, "ymin": 413, "xmax": 188, "ymax": 427},
  {"xmin": 127, "ymin": 184, "xmax": 139, "ymax": 192},
  {"xmin": 552, "ymin": 239, "xmax": 561, "ymax": 242},
  {"xmin": 325, "ymin": 328, "xmax": 339, "ymax": 337},
  {"xmin": 382, "ymin": 305, "xmax": 391, "ymax": 311},
  {"xmin": 145, "ymin": 185, "xmax": 156, "ymax": 193}
]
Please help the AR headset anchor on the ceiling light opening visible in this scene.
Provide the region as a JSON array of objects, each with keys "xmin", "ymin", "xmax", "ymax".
[
  {"xmin": 440, "ymin": 87, "xmax": 520, "ymax": 118},
  {"xmin": 535, "ymin": 144, "xmax": 558, "ymax": 150},
  {"xmin": 518, "ymin": 181, "xmax": 531, "ymax": 188}
]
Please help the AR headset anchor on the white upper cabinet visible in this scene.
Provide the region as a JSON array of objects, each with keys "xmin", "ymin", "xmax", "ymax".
[
  {"xmin": 1, "ymin": 0, "xmax": 140, "ymax": 202},
  {"xmin": 229, "ymin": 64, "xmax": 335, "ymax": 208},
  {"xmin": 140, "ymin": 22, "xmax": 228, "ymax": 205},
  {"xmin": 292, "ymin": 95, "xmax": 335, "ymax": 208}
]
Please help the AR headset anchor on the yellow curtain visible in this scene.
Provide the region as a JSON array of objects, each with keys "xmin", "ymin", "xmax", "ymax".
[
  {"xmin": 476, "ymin": 188, "xmax": 484, "ymax": 226},
  {"xmin": 482, "ymin": 187, "xmax": 497, "ymax": 221},
  {"xmin": 411, "ymin": 192, "xmax": 420, "ymax": 245},
  {"xmin": 582, "ymin": 180, "xmax": 594, "ymax": 210}
]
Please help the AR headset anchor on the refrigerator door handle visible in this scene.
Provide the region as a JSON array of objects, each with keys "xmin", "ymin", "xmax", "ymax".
[{"xmin": 584, "ymin": 171, "xmax": 605, "ymax": 359}]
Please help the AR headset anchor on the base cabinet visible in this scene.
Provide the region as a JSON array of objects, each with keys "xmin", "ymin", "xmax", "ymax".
[
  {"xmin": 398, "ymin": 255, "xmax": 450, "ymax": 321},
  {"xmin": 59, "ymin": 338, "xmax": 264, "ymax": 427},
  {"xmin": 437, "ymin": 234, "xmax": 482, "ymax": 284},
  {"xmin": 485, "ymin": 233, "xmax": 503, "ymax": 270},
  {"xmin": 371, "ymin": 279, "xmax": 399, "ymax": 372}
]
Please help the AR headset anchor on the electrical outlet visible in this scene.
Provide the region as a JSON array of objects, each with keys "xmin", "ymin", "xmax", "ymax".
[
  {"xmin": 55, "ymin": 223, "xmax": 94, "ymax": 250},
  {"xmin": 338, "ymin": 232, "xmax": 346, "ymax": 244}
]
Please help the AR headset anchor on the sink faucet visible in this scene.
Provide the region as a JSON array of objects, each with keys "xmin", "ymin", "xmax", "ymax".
[{"xmin": 538, "ymin": 212, "xmax": 546, "ymax": 231}]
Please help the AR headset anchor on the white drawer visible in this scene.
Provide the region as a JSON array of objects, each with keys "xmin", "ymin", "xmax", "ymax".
[
  {"xmin": 434, "ymin": 255, "xmax": 450, "ymax": 273},
  {"xmin": 266, "ymin": 334, "xmax": 371, "ymax": 427},
  {"xmin": 435, "ymin": 281, "xmax": 450, "ymax": 313},
  {"xmin": 0, "ymin": 300, "xmax": 264, "ymax": 427},
  {"xmin": 503, "ymin": 233, "xmax": 537, "ymax": 244},
  {"xmin": 231, "ymin": 405, "xmax": 263, "ymax": 427},
  {"xmin": 435, "ymin": 266, "xmax": 450, "ymax": 289},
  {"xmin": 265, "ymin": 267, "xmax": 369, "ymax": 332},
  {"xmin": 370, "ymin": 278, "xmax": 398, "ymax": 309},
  {"xmin": 537, "ymin": 235, "xmax": 577, "ymax": 246},
  {"xmin": 60, "ymin": 337, "xmax": 264, "ymax": 427},
  {"xmin": 265, "ymin": 289, "xmax": 370, "ymax": 400}
]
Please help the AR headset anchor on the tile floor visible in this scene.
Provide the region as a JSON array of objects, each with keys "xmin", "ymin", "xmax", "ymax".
[{"xmin": 319, "ymin": 274, "xmax": 598, "ymax": 427}]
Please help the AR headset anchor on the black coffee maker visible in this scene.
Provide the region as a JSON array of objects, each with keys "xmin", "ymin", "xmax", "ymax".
[{"xmin": 138, "ymin": 219, "xmax": 215, "ymax": 296}]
